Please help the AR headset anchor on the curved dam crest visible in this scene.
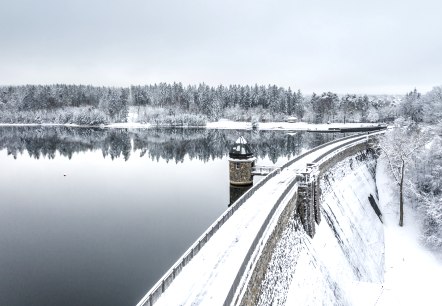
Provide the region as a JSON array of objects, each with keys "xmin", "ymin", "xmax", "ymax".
[
  {"xmin": 139, "ymin": 133, "xmax": 386, "ymax": 306},
  {"xmin": 253, "ymin": 151, "xmax": 384, "ymax": 305}
]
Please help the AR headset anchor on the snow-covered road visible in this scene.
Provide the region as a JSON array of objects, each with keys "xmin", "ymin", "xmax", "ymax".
[{"xmin": 139, "ymin": 134, "xmax": 373, "ymax": 306}]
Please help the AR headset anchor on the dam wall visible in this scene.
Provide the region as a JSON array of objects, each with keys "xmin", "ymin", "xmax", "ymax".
[{"xmin": 240, "ymin": 150, "xmax": 384, "ymax": 305}]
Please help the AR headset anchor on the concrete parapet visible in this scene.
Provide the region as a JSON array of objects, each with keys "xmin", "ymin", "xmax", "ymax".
[{"xmin": 318, "ymin": 141, "xmax": 372, "ymax": 175}]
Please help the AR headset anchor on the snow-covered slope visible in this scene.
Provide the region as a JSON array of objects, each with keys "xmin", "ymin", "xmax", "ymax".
[
  {"xmin": 256, "ymin": 152, "xmax": 384, "ymax": 305},
  {"xmin": 375, "ymin": 160, "xmax": 442, "ymax": 306}
]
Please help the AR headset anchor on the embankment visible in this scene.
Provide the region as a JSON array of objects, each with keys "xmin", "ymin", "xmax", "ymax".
[{"xmin": 244, "ymin": 150, "xmax": 385, "ymax": 305}]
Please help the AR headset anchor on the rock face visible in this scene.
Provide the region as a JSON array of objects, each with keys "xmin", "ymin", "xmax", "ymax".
[{"xmin": 251, "ymin": 151, "xmax": 384, "ymax": 306}]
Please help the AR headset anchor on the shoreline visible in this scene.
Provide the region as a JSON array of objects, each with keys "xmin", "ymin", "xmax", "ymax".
[{"xmin": 0, "ymin": 121, "xmax": 384, "ymax": 132}]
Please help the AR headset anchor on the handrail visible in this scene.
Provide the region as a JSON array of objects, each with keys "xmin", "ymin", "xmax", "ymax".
[{"xmin": 136, "ymin": 131, "xmax": 381, "ymax": 306}]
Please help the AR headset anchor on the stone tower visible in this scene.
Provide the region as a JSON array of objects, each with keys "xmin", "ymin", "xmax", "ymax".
[{"xmin": 229, "ymin": 136, "xmax": 255, "ymax": 186}]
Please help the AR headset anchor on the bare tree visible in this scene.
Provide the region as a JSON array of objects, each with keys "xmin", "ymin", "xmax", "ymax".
[{"xmin": 379, "ymin": 118, "xmax": 426, "ymax": 226}]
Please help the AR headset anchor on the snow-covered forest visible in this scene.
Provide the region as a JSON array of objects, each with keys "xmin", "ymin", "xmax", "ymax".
[
  {"xmin": 0, "ymin": 83, "xmax": 404, "ymax": 125},
  {"xmin": 383, "ymin": 120, "xmax": 442, "ymax": 251},
  {"xmin": 378, "ymin": 86, "xmax": 442, "ymax": 252}
]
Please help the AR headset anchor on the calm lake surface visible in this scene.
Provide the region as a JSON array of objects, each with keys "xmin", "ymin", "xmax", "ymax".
[{"xmin": 0, "ymin": 126, "xmax": 347, "ymax": 306}]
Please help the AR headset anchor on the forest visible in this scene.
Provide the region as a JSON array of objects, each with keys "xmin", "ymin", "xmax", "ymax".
[{"xmin": 0, "ymin": 83, "xmax": 403, "ymax": 125}]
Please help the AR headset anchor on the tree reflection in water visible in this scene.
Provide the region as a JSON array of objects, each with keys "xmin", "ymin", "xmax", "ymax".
[{"xmin": 0, "ymin": 126, "xmax": 346, "ymax": 163}]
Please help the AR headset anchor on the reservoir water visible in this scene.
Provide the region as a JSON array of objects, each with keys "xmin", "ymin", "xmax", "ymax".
[{"xmin": 0, "ymin": 126, "xmax": 346, "ymax": 306}]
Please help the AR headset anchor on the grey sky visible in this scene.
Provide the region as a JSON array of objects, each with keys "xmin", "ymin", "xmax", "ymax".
[{"xmin": 1, "ymin": 0, "xmax": 441, "ymax": 94}]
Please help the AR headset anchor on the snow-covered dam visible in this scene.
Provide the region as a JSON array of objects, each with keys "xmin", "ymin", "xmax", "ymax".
[{"xmin": 137, "ymin": 132, "xmax": 385, "ymax": 306}]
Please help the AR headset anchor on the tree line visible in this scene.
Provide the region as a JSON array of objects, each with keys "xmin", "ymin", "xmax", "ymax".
[
  {"xmin": 0, "ymin": 85, "xmax": 128, "ymax": 125},
  {"xmin": 0, "ymin": 83, "xmax": 408, "ymax": 125}
]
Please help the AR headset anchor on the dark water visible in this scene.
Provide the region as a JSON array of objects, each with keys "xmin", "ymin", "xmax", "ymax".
[{"xmin": 0, "ymin": 126, "xmax": 346, "ymax": 306}]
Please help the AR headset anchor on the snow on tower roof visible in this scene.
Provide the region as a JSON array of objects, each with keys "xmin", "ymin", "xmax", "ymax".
[{"xmin": 229, "ymin": 136, "xmax": 254, "ymax": 159}]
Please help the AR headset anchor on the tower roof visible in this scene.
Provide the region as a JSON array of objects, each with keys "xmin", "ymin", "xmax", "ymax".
[{"xmin": 229, "ymin": 136, "xmax": 254, "ymax": 159}]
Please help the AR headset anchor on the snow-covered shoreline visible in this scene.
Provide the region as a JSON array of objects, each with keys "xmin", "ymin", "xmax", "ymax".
[
  {"xmin": 0, "ymin": 120, "xmax": 382, "ymax": 131},
  {"xmin": 207, "ymin": 120, "xmax": 382, "ymax": 131}
]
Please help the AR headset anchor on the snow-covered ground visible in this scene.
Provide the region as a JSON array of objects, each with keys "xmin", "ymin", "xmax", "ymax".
[
  {"xmin": 375, "ymin": 160, "xmax": 442, "ymax": 306},
  {"xmin": 206, "ymin": 119, "xmax": 381, "ymax": 131}
]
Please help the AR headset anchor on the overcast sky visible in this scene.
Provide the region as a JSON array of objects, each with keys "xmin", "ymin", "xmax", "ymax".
[{"xmin": 0, "ymin": 0, "xmax": 441, "ymax": 94}]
